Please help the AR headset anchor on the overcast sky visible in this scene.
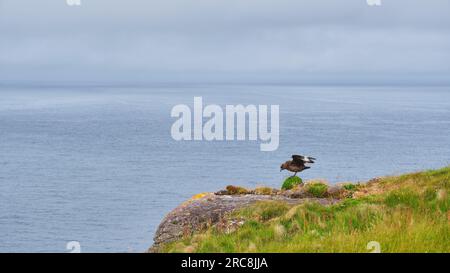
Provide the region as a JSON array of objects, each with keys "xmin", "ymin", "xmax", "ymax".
[{"xmin": 0, "ymin": 0, "xmax": 449, "ymax": 85}]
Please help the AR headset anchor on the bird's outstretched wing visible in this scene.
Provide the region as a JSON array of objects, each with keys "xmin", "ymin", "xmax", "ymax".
[{"xmin": 292, "ymin": 154, "xmax": 316, "ymax": 164}]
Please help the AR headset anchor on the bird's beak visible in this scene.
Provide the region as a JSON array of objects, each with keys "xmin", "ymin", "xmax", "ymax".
[{"xmin": 280, "ymin": 168, "xmax": 282, "ymax": 172}]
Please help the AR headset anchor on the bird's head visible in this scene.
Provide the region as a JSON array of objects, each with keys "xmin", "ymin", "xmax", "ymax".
[{"xmin": 280, "ymin": 162, "xmax": 287, "ymax": 172}]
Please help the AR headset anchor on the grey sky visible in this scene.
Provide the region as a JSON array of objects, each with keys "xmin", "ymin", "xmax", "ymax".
[{"xmin": 1, "ymin": 0, "xmax": 449, "ymax": 84}]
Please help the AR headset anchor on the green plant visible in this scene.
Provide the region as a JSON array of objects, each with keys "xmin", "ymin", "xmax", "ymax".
[
  {"xmin": 343, "ymin": 183, "xmax": 358, "ymax": 191},
  {"xmin": 306, "ymin": 182, "xmax": 328, "ymax": 198},
  {"xmin": 254, "ymin": 187, "xmax": 275, "ymax": 195},
  {"xmin": 237, "ymin": 201, "xmax": 290, "ymax": 221},
  {"xmin": 281, "ymin": 176, "xmax": 303, "ymax": 190},
  {"xmin": 226, "ymin": 185, "xmax": 249, "ymax": 195},
  {"xmin": 384, "ymin": 189, "xmax": 420, "ymax": 209}
]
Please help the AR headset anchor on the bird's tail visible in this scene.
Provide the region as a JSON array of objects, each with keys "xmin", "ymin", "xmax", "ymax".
[{"xmin": 304, "ymin": 156, "xmax": 316, "ymax": 163}]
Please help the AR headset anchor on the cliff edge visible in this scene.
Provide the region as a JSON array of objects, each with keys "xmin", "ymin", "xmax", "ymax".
[
  {"xmin": 149, "ymin": 183, "xmax": 344, "ymax": 252},
  {"xmin": 149, "ymin": 167, "xmax": 449, "ymax": 253}
]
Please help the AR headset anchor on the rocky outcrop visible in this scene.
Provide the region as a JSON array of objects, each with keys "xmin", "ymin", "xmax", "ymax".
[{"xmin": 149, "ymin": 185, "xmax": 342, "ymax": 252}]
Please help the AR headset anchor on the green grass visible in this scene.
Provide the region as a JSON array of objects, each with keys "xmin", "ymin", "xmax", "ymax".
[
  {"xmin": 281, "ymin": 176, "xmax": 303, "ymax": 190},
  {"xmin": 343, "ymin": 183, "xmax": 359, "ymax": 191},
  {"xmin": 305, "ymin": 182, "xmax": 328, "ymax": 198},
  {"xmin": 162, "ymin": 166, "xmax": 450, "ymax": 253}
]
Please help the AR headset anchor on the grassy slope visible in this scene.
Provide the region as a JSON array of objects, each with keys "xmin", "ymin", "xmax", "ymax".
[{"xmin": 163, "ymin": 167, "xmax": 450, "ymax": 253}]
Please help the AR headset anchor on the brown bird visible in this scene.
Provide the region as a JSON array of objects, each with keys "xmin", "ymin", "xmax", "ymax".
[{"xmin": 280, "ymin": 155, "xmax": 316, "ymax": 177}]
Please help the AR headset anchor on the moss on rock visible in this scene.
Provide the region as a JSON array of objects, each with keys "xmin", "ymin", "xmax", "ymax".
[
  {"xmin": 281, "ymin": 176, "xmax": 303, "ymax": 190},
  {"xmin": 254, "ymin": 187, "xmax": 278, "ymax": 195},
  {"xmin": 225, "ymin": 185, "xmax": 250, "ymax": 195}
]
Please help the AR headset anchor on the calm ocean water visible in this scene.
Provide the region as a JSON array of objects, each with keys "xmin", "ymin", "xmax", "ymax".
[{"xmin": 1, "ymin": 85, "xmax": 449, "ymax": 252}]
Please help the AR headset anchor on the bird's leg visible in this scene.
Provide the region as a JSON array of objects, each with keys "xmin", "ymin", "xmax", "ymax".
[{"xmin": 292, "ymin": 172, "xmax": 297, "ymax": 177}]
